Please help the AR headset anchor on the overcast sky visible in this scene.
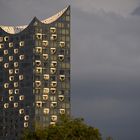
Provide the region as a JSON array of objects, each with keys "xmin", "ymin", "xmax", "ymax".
[{"xmin": 0, "ymin": 0, "xmax": 140, "ymax": 139}]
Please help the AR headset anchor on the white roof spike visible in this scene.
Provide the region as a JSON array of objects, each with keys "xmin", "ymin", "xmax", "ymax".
[{"xmin": 41, "ymin": 7, "xmax": 68, "ymax": 24}]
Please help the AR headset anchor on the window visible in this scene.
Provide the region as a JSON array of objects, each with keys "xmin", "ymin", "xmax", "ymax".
[
  {"xmin": 50, "ymin": 27, "xmax": 56, "ymax": 33},
  {"xmin": 9, "ymin": 76, "xmax": 14, "ymax": 81},
  {"xmin": 8, "ymin": 69, "xmax": 13, "ymax": 75},
  {"xmin": 19, "ymin": 95, "xmax": 24, "ymax": 101},
  {"xmin": 59, "ymin": 75, "xmax": 65, "ymax": 81},
  {"xmin": 9, "ymin": 56, "xmax": 13, "ymax": 61},
  {"xmin": 44, "ymin": 74, "xmax": 49, "ymax": 80},
  {"xmin": 42, "ymin": 40, "xmax": 48, "ymax": 47},
  {"xmin": 43, "ymin": 54, "xmax": 48, "ymax": 60},
  {"xmin": 36, "ymin": 33, "xmax": 42, "ymax": 40},
  {"xmin": 58, "ymin": 55, "xmax": 64, "ymax": 61},
  {"xmin": 35, "ymin": 81, "xmax": 41, "ymax": 88},
  {"xmin": 51, "ymin": 61, "xmax": 57, "ymax": 67},
  {"xmin": 14, "ymin": 62, "xmax": 18, "ymax": 68},
  {"xmin": 9, "ymin": 89, "xmax": 13, "ymax": 95},
  {"xmin": 24, "ymin": 115, "xmax": 29, "ymax": 121},
  {"xmin": 14, "ymin": 82, "xmax": 18, "ymax": 88},
  {"xmin": 59, "ymin": 41, "xmax": 65, "ymax": 48},
  {"xmin": 50, "ymin": 96, "xmax": 56, "ymax": 101},
  {"xmin": 4, "ymin": 83, "xmax": 9, "ymax": 88},
  {"xmin": 15, "ymin": 89, "xmax": 19, "ymax": 94},
  {"xmin": 24, "ymin": 122, "xmax": 28, "ymax": 128},
  {"xmin": 19, "ymin": 55, "xmax": 24, "ymax": 60},
  {"xmin": 4, "ymin": 36, "xmax": 9, "ymax": 41},
  {"xmin": 35, "ymin": 67, "xmax": 42, "ymax": 74},
  {"xmin": 4, "ymin": 50, "xmax": 8, "ymax": 55},
  {"xmin": 51, "ymin": 81, "xmax": 57, "ymax": 87},
  {"xmin": 50, "ymin": 75, "xmax": 56, "ymax": 80},
  {"xmin": 19, "ymin": 75, "xmax": 24, "ymax": 80},
  {"xmin": 0, "ymin": 43, "xmax": 4, "ymax": 49},
  {"xmin": 9, "ymin": 96, "xmax": 14, "ymax": 101},
  {"xmin": 34, "ymin": 21, "xmax": 38, "ymax": 26},
  {"xmin": 50, "ymin": 34, "xmax": 57, "ymax": 40},
  {"xmin": 14, "ymin": 102, "xmax": 18, "ymax": 108},
  {"xmin": 35, "ymin": 60, "xmax": 41, "ymax": 66},
  {"xmin": 60, "ymin": 109, "xmax": 65, "ymax": 114},
  {"xmin": 36, "ymin": 101, "xmax": 42, "ymax": 108},
  {"xmin": 65, "ymin": 29, "xmax": 69, "ymax": 35},
  {"xmin": 43, "ymin": 108, "xmax": 49, "ymax": 114},
  {"xmin": 19, "ymin": 41, "xmax": 24, "ymax": 47},
  {"xmin": 14, "ymin": 49, "xmax": 18, "ymax": 54},
  {"xmin": 35, "ymin": 47, "xmax": 42, "ymax": 54},
  {"xmin": 43, "ymin": 88, "xmax": 49, "ymax": 94},
  {"xmin": 19, "ymin": 109, "xmax": 24, "ymax": 114},
  {"xmin": 9, "ymin": 42, "xmax": 13, "ymax": 48},
  {"xmin": 34, "ymin": 89, "xmax": 41, "ymax": 94},
  {"xmin": 50, "ymin": 88, "xmax": 56, "ymax": 94},
  {"xmin": 50, "ymin": 122, "xmax": 56, "ymax": 126},
  {"xmin": 58, "ymin": 95, "xmax": 64, "ymax": 101},
  {"xmin": 4, "ymin": 63, "xmax": 9, "ymax": 68},
  {"xmin": 43, "ymin": 95, "xmax": 48, "ymax": 100},
  {"xmin": 15, "ymin": 69, "xmax": 19, "ymax": 74},
  {"xmin": 4, "ymin": 103, "xmax": 9, "ymax": 108},
  {"xmin": 59, "ymin": 70, "xmax": 64, "ymax": 75},
  {"xmin": 51, "ymin": 102, "xmax": 57, "ymax": 108},
  {"xmin": 51, "ymin": 115, "xmax": 57, "ymax": 122},
  {"xmin": 50, "ymin": 48, "xmax": 56, "ymax": 54},
  {"xmin": 50, "ymin": 68, "xmax": 56, "ymax": 74},
  {"xmin": 66, "ymin": 36, "xmax": 70, "ymax": 41},
  {"xmin": 58, "ymin": 23, "xmax": 64, "ymax": 28},
  {"xmin": 66, "ymin": 16, "xmax": 70, "ymax": 21}
]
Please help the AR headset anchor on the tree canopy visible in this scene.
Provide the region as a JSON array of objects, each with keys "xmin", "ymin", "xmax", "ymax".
[{"xmin": 22, "ymin": 116, "xmax": 102, "ymax": 140}]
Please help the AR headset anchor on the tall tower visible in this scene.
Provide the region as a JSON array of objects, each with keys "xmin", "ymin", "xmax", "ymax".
[{"xmin": 0, "ymin": 6, "xmax": 70, "ymax": 140}]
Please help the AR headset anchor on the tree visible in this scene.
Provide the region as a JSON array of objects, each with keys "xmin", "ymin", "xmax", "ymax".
[{"xmin": 22, "ymin": 116, "xmax": 102, "ymax": 140}]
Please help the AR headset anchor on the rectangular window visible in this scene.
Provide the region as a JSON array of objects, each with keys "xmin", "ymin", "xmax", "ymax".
[
  {"xmin": 35, "ymin": 47, "xmax": 42, "ymax": 54},
  {"xmin": 9, "ymin": 42, "xmax": 13, "ymax": 48},
  {"xmin": 36, "ymin": 33, "xmax": 42, "ymax": 40},
  {"xmin": 4, "ymin": 50, "xmax": 8, "ymax": 55},
  {"xmin": 42, "ymin": 40, "xmax": 48, "ymax": 47},
  {"xmin": 4, "ymin": 36, "xmax": 9, "ymax": 42},
  {"xmin": 0, "ymin": 43, "xmax": 4, "ymax": 49},
  {"xmin": 9, "ymin": 56, "xmax": 13, "ymax": 61},
  {"xmin": 19, "ymin": 41, "xmax": 24, "ymax": 47},
  {"xmin": 50, "ymin": 34, "xmax": 57, "ymax": 40},
  {"xmin": 50, "ymin": 27, "xmax": 56, "ymax": 33}
]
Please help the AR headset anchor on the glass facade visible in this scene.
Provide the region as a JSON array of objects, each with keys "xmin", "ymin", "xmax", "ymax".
[{"xmin": 0, "ymin": 6, "xmax": 70, "ymax": 140}]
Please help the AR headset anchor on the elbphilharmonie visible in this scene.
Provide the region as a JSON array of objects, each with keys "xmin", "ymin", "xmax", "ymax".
[{"xmin": 0, "ymin": 6, "xmax": 70, "ymax": 139}]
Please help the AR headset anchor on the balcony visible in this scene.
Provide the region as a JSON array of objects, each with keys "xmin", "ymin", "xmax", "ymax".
[
  {"xmin": 50, "ymin": 27, "xmax": 56, "ymax": 33},
  {"xmin": 43, "ymin": 108, "xmax": 49, "ymax": 114}
]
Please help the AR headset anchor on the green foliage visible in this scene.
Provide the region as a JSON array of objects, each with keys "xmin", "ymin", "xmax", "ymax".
[{"xmin": 22, "ymin": 116, "xmax": 102, "ymax": 140}]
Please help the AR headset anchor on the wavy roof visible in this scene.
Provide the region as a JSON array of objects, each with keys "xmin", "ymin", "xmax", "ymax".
[{"xmin": 0, "ymin": 6, "xmax": 68, "ymax": 34}]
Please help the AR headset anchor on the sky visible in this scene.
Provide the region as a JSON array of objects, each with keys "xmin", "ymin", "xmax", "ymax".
[{"xmin": 0, "ymin": 0, "xmax": 140, "ymax": 139}]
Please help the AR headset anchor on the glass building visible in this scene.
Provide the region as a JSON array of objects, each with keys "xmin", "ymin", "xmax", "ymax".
[{"xmin": 0, "ymin": 6, "xmax": 70, "ymax": 140}]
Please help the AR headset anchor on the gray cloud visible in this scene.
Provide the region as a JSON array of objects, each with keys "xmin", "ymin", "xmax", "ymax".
[
  {"xmin": 71, "ymin": 0, "xmax": 140, "ymax": 15},
  {"xmin": 71, "ymin": 7, "xmax": 140, "ymax": 140},
  {"xmin": 0, "ymin": 0, "xmax": 140, "ymax": 140},
  {"xmin": 132, "ymin": 6, "xmax": 140, "ymax": 15}
]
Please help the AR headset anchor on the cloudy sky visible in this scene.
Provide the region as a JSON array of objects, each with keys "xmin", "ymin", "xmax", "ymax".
[{"xmin": 0, "ymin": 0, "xmax": 140, "ymax": 139}]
